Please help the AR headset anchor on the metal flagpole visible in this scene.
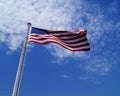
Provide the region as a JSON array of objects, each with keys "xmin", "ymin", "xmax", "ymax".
[{"xmin": 12, "ymin": 23, "xmax": 31, "ymax": 96}]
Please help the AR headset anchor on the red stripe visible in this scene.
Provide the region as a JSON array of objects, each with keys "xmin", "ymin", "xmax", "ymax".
[
  {"xmin": 61, "ymin": 38, "xmax": 87, "ymax": 44},
  {"xmin": 60, "ymin": 34, "xmax": 86, "ymax": 40},
  {"xmin": 29, "ymin": 39, "xmax": 90, "ymax": 52},
  {"xmin": 30, "ymin": 35, "xmax": 87, "ymax": 44},
  {"xmin": 29, "ymin": 29, "xmax": 90, "ymax": 52},
  {"xmin": 29, "ymin": 35, "xmax": 90, "ymax": 49},
  {"xmin": 48, "ymin": 31, "xmax": 70, "ymax": 34}
]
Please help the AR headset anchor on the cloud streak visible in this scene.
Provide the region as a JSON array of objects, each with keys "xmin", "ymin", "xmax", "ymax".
[
  {"xmin": 0, "ymin": 0, "xmax": 74, "ymax": 50},
  {"xmin": 0, "ymin": 0, "xmax": 119, "ymax": 77}
]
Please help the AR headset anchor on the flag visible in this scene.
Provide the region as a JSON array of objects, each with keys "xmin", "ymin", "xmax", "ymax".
[{"xmin": 29, "ymin": 27, "xmax": 90, "ymax": 52}]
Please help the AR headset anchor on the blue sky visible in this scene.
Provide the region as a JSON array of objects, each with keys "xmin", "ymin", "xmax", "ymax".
[{"xmin": 0, "ymin": 0, "xmax": 120, "ymax": 96}]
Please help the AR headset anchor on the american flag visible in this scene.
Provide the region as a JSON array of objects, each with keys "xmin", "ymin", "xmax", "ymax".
[{"xmin": 29, "ymin": 27, "xmax": 90, "ymax": 52}]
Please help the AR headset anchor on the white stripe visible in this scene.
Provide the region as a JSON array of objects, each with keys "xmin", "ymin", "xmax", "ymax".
[
  {"xmin": 30, "ymin": 34, "xmax": 87, "ymax": 46},
  {"xmin": 65, "ymin": 41, "xmax": 89, "ymax": 47},
  {"xmin": 30, "ymin": 33, "xmax": 85, "ymax": 42},
  {"xmin": 61, "ymin": 36, "xmax": 86, "ymax": 43},
  {"xmin": 50, "ymin": 32, "xmax": 74, "ymax": 35},
  {"xmin": 29, "ymin": 35, "xmax": 88, "ymax": 47},
  {"xmin": 29, "ymin": 35, "xmax": 90, "ymax": 48},
  {"xmin": 29, "ymin": 38, "xmax": 90, "ymax": 51}
]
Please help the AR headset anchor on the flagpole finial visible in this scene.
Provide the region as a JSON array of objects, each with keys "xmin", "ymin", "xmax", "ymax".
[{"xmin": 27, "ymin": 22, "xmax": 31, "ymax": 26}]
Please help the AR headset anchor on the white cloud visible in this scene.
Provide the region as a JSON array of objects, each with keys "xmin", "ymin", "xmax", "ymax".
[
  {"xmin": 0, "ymin": 0, "xmax": 74, "ymax": 50},
  {"xmin": 46, "ymin": 44, "xmax": 90, "ymax": 63},
  {"xmin": 85, "ymin": 57, "xmax": 113, "ymax": 75},
  {"xmin": 0, "ymin": 0, "xmax": 119, "ymax": 76},
  {"xmin": 79, "ymin": 76, "xmax": 101, "ymax": 84},
  {"xmin": 60, "ymin": 74, "xmax": 70, "ymax": 79},
  {"xmin": 45, "ymin": 0, "xmax": 120, "ymax": 76},
  {"xmin": 107, "ymin": 1, "xmax": 119, "ymax": 14}
]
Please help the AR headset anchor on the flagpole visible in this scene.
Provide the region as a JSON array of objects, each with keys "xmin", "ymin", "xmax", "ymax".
[{"xmin": 12, "ymin": 23, "xmax": 31, "ymax": 96}]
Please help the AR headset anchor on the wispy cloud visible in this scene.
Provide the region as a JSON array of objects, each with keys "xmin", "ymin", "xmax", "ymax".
[
  {"xmin": 0, "ymin": 0, "xmax": 119, "ymax": 77},
  {"xmin": 0, "ymin": 0, "xmax": 74, "ymax": 50},
  {"xmin": 85, "ymin": 57, "xmax": 113, "ymax": 75},
  {"xmin": 79, "ymin": 76, "xmax": 101, "ymax": 84},
  {"xmin": 46, "ymin": 0, "xmax": 120, "ymax": 77},
  {"xmin": 60, "ymin": 74, "xmax": 70, "ymax": 79},
  {"xmin": 107, "ymin": 1, "xmax": 119, "ymax": 14}
]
